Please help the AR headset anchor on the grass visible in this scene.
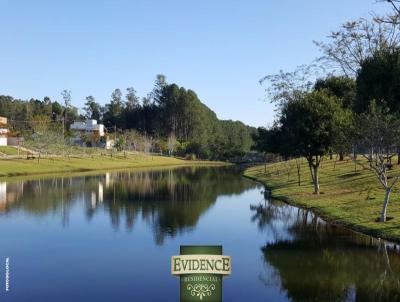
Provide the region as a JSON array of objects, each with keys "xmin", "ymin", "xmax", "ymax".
[
  {"xmin": 0, "ymin": 146, "xmax": 27, "ymax": 155},
  {"xmin": 0, "ymin": 153, "xmax": 226, "ymax": 179},
  {"xmin": 244, "ymin": 157, "xmax": 400, "ymax": 243}
]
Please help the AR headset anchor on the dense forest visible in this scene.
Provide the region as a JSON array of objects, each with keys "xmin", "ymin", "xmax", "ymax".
[{"xmin": 0, "ymin": 75, "xmax": 254, "ymax": 160}]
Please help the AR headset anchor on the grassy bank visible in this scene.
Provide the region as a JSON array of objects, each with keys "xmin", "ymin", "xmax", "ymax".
[
  {"xmin": 0, "ymin": 153, "xmax": 226, "ymax": 179},
  {"xmin": 244, "ymin": 157, "xmax": 400, "ymax": 242}
]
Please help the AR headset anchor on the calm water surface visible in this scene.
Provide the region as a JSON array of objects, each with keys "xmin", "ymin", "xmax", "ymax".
[{"xmin": 0, "ymin": 166, "xmax": 399, "ymax": 302}]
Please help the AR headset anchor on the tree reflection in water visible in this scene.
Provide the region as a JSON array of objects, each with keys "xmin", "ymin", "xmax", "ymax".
[
  {"xmin": 0, "ymin": 166, "xmax": 256, "ymax": 245},
  {"xmin": 251, "ymin": 192, "xmax": 400, "ymax": 302}
]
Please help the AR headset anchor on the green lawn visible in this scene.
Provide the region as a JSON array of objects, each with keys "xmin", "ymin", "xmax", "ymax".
[
  {"xmin": 0, "ymin": 153, "xmax": 226, "ymax": 179},
  {"xmin": 244, "ymin": 157, "xmax": 400, "ymax": 242},
  {"xmin": 0, "ymin": 146, "xmax": 27, "ymax": 155}
]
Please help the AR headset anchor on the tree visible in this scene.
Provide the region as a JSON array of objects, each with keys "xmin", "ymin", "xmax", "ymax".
[
  {"xmin": 126, "ymin": 87, "xmax": 140, "ymax": 110},
  {"xmin": 42, "ymin": 96, "xmax": 52, "ymax": 116},
  {"xmin": 355, "ymin": 48, "xmax": 400, "ymax": 113},
  {"xmin": 138, "ymin": 96, "xmax": 157, "ymax": 134},
  {"xmin": 314, "ymin": 76, "xmax": 357, "ymax": 160},
  {"xmin": 167, "ymin": 132, "xmax": 177, "ymax": 156},
  {"xmin": 375, "ymin": 0, "xmax": 400, "ymax": 25},
  {"xmin": 279, "ymin": 90, "xmax": 344, "ymax": 194},
  {"xmin": 356, "ymin": 48, "xmax": 400, "ymax": 164},
  {"xmin": 253, "ymin": 125, "xmax": 302, "ymax": 184},
  {"xmin": 149, "ymin": 74, "xmax": 167, "ymax": 105},
  {"xmin": 214, "ymin": 120, "xmax": 253, "ymax": 159},
  {"xmin": 0, "ymin": 75, "xmax": 256, "ymax": 160},
  {"xmin": 315, "ymin": 17, "xmax": 400, "ymax": 76},
  {"xmin": 122, "ymin": 87, "xmax": 141, "ymax": 130},
  {"xmin": 60, "ymin": 90, "xmax": 78, "ymax": 125},
  {"xmin": 61, "ymin": 90, "xmax": 72, "ymax": 108},
  {"xmin": 314, "ymin": 76, "xmax": 356, "ymax": 109},
  {"xmin": 357, "ymin": 102, "xmax": 400, "ymax": 222},
  {"xmin": 61, "ymin": 90, "xmax": 71, "ymax": 120},
  {"xmin": 260, "ymin": 64, "xmax": 323, "ymax": 109},
  {"xmin": 84, "ymin": 96, "xmax": 101, "ymax": 120},
  {"xmin": 27, "ymin": 115, "xmax": 63, "ymax": 160},
  {"xmin": 104, "ymin": 88, "xmax": 124, "ymax": 128},
  {"xmin": 51, "ymin": 102, "xmax": 63, "ymax": 120}
]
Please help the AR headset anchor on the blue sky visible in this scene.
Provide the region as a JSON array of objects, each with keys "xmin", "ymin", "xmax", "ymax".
[{"xmin": 0, "ymin": 0, "xmax": 391, "ymax": 127}]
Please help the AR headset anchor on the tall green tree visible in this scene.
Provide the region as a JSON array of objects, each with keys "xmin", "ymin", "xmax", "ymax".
[
  {"xmin": 123, "ymin": 87, "xmax": 140, "ymax": 129},
  {"xmin": 355, "ymin": 48, "xmax": 400, "ymax": 113},
  {"xmin": 314, "ymin": 76, "xmax": 356, "ymax": 109},
  {"xmin": 84, "ymin": 96, "xmax": 101, "ymax": 120},
  {"xmin": 125, "ymin": 87, "xmax": 140, "ymax": 110},
  {"xmin": 314, "ymin": 77, "xmax": 357, "ymax": 161},
  {"xmin": 149, "ymin": 74, "xmax": 167, "ymax": 105},
  {"xmin": 104, "ymin": 88, "xmax": 124, "ymax": 128},
  {"xmin": 280, "ymin": 90, "xmax": 344, "ymax": 194}
]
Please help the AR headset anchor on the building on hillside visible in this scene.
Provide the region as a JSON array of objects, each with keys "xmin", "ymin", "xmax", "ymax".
[
  {"xmin": 71, "ymin": 119, "xmax": 105, "ymax": 136},
  {"xmin": 70, "ymin": 119, "xmax": 105, "ymax": 145},
  {"xmin": 0, "ymin": 117, "xmax": 8, "ymax": 146}
]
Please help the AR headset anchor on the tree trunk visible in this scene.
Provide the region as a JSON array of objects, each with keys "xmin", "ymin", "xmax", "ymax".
[
  {"xmin": 380, "ymin": 188, "xmax": 391, "ymax": 222},
  {"xmin": 297, "ymin": 168, "xmax": 301, "ymax": 186},
  {"xmin": 308, "ymin": 163, "xmax": 314, "ymax": 183},
  {"xmin": 387, "ymin": 153, "xmax": 392, "ymax": 169},
  {"xmin": 295, "ymin": 158, "xmax": 301, "ymax": 186},
  {"xmin": 339, "ymin": 152, "xmax": 344, "ymax": 161},
  {"xmin": 313, "ymin": 165, "xmax": 320, "ymax": 194},
  {"xmin": 353, "ymin": 150, "xmax": 357, "ymax": 174},
  {"xmin": 398, "ymin": 149, "xmax": 400, "ymax": 165}
]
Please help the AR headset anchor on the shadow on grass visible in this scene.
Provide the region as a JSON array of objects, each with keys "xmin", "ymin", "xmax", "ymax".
[{"xmin": 338, "ymin": 172, "xmax": 362, "ymax": 179}]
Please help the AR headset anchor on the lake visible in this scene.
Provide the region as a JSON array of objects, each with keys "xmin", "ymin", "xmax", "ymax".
[{"xmin": 0, "ymin": 166, "xmax": 399, "ymax": 301}]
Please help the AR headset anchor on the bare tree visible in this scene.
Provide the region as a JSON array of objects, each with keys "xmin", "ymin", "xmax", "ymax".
[
  {"xmin": 144, "ymin": 134, "xmax": 152, "ymax": 154},
  {"xmin": 167, "ymin": 132, "xmax": 177, "ymax": 156},
  {"xmin": 61, "ymin": 90, "xmax": 72, "ymax": 108},
  {"xmin": 358, "ymin": 103, "xmax": 400, "ymax": 222},
  {"xmin": 260, "ymin": 64, "xmax": 325, "ymax": 109},
  {"xmin": 26, "ymin": 116, "xmax": 64, "ymax": 161},
  {"xmin": 314, "ymin": 17, "xmax": 400, "ymax": 76},
  {"xmin": 375, "ymin": 0, "xmax": 400, "ymax": 24},
  {"xmin": 386, "ymin": 0, "xmax": 400, "ymax": 14}
]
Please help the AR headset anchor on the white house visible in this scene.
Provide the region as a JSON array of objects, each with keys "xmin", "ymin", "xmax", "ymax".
[
  {"xmin": 70, "ymin": 119, "xmax": 105, "ymax": 137},
  {"xmin": 0, "ymin": 117, "xmax": 8, "ymax": 146}
]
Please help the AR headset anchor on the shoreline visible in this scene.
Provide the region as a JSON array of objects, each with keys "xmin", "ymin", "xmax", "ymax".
[
  {"xmin": 244, "ymin": 161, "xmax": 400, "ymax": 244},
  {"xmin": 0, "ymin": 153, "xmax": 228, "ymax": 181}
]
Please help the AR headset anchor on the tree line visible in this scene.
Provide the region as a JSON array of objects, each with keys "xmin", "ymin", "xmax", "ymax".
[
  {"xmin": 253, "ymin": 0, "xmax": 400, "ymax": 222},
  {"xmin": 0, "ymin": 75, "xmax": 254, "ymax": 160}
]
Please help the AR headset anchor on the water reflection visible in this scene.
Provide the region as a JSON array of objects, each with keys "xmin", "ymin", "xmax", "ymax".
[
  {"xmin": 251, "ymin": 193, "xmax": 400, "ymax": 302},
  {"xmin": 2, "ymin": 168, "xmax": 400, "ymax": 301},
  {"xmin": 0, "ymin": 166, "xmax": 255, "ymax": 244},
  {"xmin": 0, "ymin": 181, "xmax": 24, "ymax": 212}
]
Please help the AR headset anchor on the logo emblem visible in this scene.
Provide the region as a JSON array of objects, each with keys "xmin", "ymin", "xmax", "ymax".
[{"xmin": 171, "ymin": 246, "xmax": 231, "ymax": 302}]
